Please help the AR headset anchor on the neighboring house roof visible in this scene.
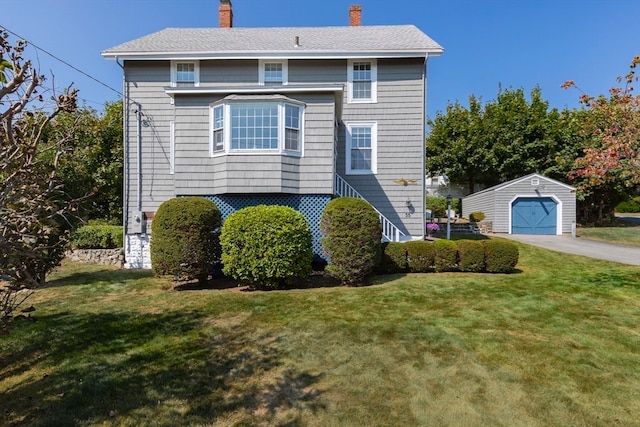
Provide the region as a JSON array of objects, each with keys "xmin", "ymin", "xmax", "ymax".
[{"xmin": 101, "ymin": 25, "xmax": 444, "ymax": 60}]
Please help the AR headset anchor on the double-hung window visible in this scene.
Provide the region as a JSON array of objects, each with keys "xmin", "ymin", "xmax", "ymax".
[
  {"xmin": 259, "ymin": 59, "xmax": 288, "ymax": 85},
  {"xmin": 346, "ymin": 122, "xmax": 377, "ymax": 174},
  {"xmin": 171, "ymin": 60, "xmax": 199, "ymax": 87},
  {"xmin": 284, "ymin": 104, "xmax": 300, "ymax": 151},
  {"xmin": 347, "ymin": 59, "xmax": 377, "ymax": 103},
  {"xmin": 210, "ymin": 100, "xmax": 303, "ymax": 156},
  {"xmin": 211, "ymin": 105, "xmax": 224, "ymax": 153}
]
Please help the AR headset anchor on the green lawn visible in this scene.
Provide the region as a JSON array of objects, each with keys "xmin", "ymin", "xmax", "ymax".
[
  {"xmin": 1, "ymin": 242, "xmax": 640, "ymax": 426},
  {"xmin": 578, "ymin": 216, "xmax": 640, "ymax": 247}
]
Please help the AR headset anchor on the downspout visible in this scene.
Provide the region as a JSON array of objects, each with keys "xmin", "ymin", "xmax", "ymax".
[
  {"xmin": 116, "ymin": 57, "xmax": 129, "ymax": 237},
  {"xmin": 132, "ymin": 102, "xmax": 142, "ymax": 215},
  {"xmin": 422, "ymin": 54, "xmax": 428, "ymax": 239}
]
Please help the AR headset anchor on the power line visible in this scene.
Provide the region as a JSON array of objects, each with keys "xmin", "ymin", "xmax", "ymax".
[{"xmin": 1, "ymin": 25, "xmax": 123, "ymax": 97}]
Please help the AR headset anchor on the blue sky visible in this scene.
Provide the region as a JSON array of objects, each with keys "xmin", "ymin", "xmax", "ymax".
[{"xmin": 2, "ymin": 0, "xmax": 639, "ymax": 121}]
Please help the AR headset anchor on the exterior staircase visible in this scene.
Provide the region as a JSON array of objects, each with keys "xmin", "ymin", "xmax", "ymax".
[{"xmin": 334, "ymin": 174, "xmax": 406, "ymax": 242}]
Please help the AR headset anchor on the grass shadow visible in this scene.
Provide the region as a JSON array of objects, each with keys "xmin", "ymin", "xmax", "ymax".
[
  {"xmin": 1, "ymin": 310, "xmax": 326, "ymax": 426},
  {"xmin": 43, "ymin": 267, "xmax": 154, "ymax": 289}
]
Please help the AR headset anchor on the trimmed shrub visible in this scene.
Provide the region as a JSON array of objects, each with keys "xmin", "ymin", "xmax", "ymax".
[
  {"xmin": 221, "ymin": 205, "xmax": 312, "ymax": 289},
  {"xmin": 469, "ymin": 211, "xmax": 486, "ymax": 222},
  {"xmin": 427, "ymin": 196, "xmax": 461, "ymax": 218},
  {"xmin": 72, "ymin": 225, "xmax": 123, "ymax": 249},
  {"xmin": 320, "ymin": 197, "xmax": 382, "ymax": 286},
  {"xmin": 405, "ymin": 241, "xmax": 436, "ymax": 273},
  {"xmin": 151, "ymin": 197, "xmax": 221, "ymax": 284},
  {"xmin": 380, "ymin": 242, "xmax": 408, "ymax": 274},
  {"xmin": 433, "ymin": 240, "xmax": 458, "ymax": 272},
  {"xmin": 483, "ymin": 240, "xmax": 519, "ymax": 273},
  {"xmin": 456, "ymin": 240, "xmax": 485, "ymax": 272},
  {"xmin": 616, "ymin": 198, "xmax": 640, "ymax": 213}
]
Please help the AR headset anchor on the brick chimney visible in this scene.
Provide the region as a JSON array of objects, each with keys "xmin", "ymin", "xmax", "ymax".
[
  {"xmin": 219, "ymin": 0, "xmax": 233, "ymax": 28},
  {"xmin": 349, "ymin": 5, "xmax": 362, "ymax": 26}
]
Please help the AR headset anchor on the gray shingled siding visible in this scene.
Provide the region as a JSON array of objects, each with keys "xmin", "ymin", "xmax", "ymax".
[
  {"xmin": 124, "ymin": 61, "xmax": 176, "ymax": 232},
  {"xmin": 123, "ymin": 57, "xmax": 427, "ymax": 238},
  {"xmin": 463, "ymin": 176, "xmax": 576, "ymax": 234},
  {"xmin": 338, "ymin": 58, "xmax": 426, "ymax": 237},
  {"xmin": 461, "ymin": 192, "xmax": 496, "ymax": 224},
  {"xmin": 200, "ymin": 59, "xmax": 259, "ymax": 86}
]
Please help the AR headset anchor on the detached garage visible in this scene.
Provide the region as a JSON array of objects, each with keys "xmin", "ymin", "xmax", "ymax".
[{"xmin": 462, "ymin": 173, "xmax": 576, "ymax": 235}]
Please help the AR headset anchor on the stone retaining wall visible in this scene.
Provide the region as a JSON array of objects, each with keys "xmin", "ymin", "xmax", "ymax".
[
  {"xmin": 66, "ymin": 248, "xmax": 125, "ymax": 267},
  {"xmin": 476, "ymin": 221, "xmax": 493, "ymax": 234}
]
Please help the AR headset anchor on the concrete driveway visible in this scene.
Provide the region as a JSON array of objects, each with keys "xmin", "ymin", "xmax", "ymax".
[{"xmin": 494, "ymin": 233, "xmax": 640, "ymax": 266}]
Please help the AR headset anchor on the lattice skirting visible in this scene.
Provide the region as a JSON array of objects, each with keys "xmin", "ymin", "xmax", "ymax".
[{"xmin": 207, "ymin": 194, "xmax": 332, "ymax": 259}]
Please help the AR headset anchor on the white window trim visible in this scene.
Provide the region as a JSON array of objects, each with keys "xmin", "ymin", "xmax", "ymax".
[
  {"xmin": 209, "ymin": 105, "xmax": 225, "ymax": 156},
  {"xmin": 258, "ymin": 59, "xmax": 288, "ymax": 86},
  {"xmin": 169, "ymin": 121, "xmax": 175, "ymax": 174},
  {"xmin": 347, "ymin": 59, "xmax": 377, "ymax": 104},
  {"xmin": 209, "ymin": 100, "xmax": 304, "ymax": 157},
  {"xmin": 170, "ymin": 60, "xmax": 200, "ymax": 87},
  {"xmin": 345, "ymin": 121, "xmax": 377, "ymax": 175}
]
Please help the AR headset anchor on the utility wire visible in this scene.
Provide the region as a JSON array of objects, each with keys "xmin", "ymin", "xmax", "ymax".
[{"xmin": 1, "ymin": 25, "xmax": 123, "ymax": 97}]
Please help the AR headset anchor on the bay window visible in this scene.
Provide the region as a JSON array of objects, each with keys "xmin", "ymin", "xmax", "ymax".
[{"xmin": 210, "ymin": 100, "xmax": 303, "ymax": 156}]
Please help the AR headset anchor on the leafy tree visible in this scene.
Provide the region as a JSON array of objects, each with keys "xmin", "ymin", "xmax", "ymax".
[
  {"xmin": 427, "ymin": 87, "xmax": 565, "ymax": 194},
  {"xmin": 562, "ymin": 56, "xmax": 640, "ymax": 223},
  {"xmin": 1, "ymin": 31, "xmax": 80, "ymax": 327},
  {"xmin": 426, "ymin": 95, "xmax": 495, "ymax": 194},
  {"xmin": 47, "ymin": 101, "xmax": 123, "ymax": 224}
]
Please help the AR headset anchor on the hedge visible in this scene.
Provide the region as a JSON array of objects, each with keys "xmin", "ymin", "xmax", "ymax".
[
  {"xmin": 433, "ymin": 240, "xmax": 458, "ymax": 272},
  {"xmin": 457, "ymin": 240, "xmax": 485, "ymax": 272},
  {"xmin": 483, "ymin": 240, "xmax": 519, "ymax": 273},
  {"xmin": 72, "ymin": 225, "xmax": 123, "ymax": 249},
  {"xmin": 405, "ymin": 241, "xmax": 436, "ymax": 273},
  {"xmin": 380, "ymin": 242, "xmax": 408, "ymax": 274}
]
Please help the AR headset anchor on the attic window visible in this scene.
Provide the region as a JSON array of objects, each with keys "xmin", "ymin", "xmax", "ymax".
[
  {"xmin": 259, "ymin": 59, "xmax": 288, "ymax": 85},
  {"xmin": 171, "ymin": 60, "xmax": 199, "ymax": 87}
]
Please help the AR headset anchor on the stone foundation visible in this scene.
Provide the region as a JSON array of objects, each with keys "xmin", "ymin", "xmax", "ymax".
[{"xmin": 66, "ymin": 248, "xmax": 125, "ymax": 267}]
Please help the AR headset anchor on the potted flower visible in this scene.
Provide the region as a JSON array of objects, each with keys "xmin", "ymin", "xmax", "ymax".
[{"xmin": 426, "ymin": 222, "xmax": 440, "ymax": 238}]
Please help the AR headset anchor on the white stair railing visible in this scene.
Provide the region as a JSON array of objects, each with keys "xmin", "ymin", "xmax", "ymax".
[{"xmin": 334, "ymin": 174, "xmax": 405, "ymax": 242}]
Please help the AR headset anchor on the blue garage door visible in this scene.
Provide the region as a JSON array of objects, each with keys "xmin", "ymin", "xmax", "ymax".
[{"xmin": 512, "ymin": 197, "xmax": 557, "ymax": 235}]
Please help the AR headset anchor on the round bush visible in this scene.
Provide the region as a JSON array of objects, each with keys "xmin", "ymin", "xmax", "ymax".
[
  {"xmin": 405, "ymin": 241, "xmax": 436, "ymax": 273},
  {"xmin": 150, "ymin": 197, "xmax": 221, "ymax": 284},
  {"xmin": 469, "ymin": 211, "xmax": 486, "ymax": 222},
  {"xmin": 456, "ymin": 240, "xmax": 485, "ymax": 272},
  {"xmin": 483, "ymin": 240, "xmax": 519, "ymax": 273},
  {"xmin": 220, "ymin": 205, "xmax": 312, "ymax": 289},
  {"xmin": 320, "ymin": 197, "xmax": 382, "ymax": 285},
  {"xmin": 433, "ymin": 240, "xmax": 458, "ymax": 272},
  {"xmin": 616, "ymin": 199, "xmax": 640, "ymax": 213},
  {"xmin": 380, "ymin": 242, "xmax": 408, "ymax": 274}
]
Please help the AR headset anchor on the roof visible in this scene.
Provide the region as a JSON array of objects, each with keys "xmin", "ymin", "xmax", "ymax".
[
  {"xmin": 102, "ymin": 25, "xmax": 444, "ymax": 60},
  {"xmin": 464, "ymin": 173, "xmax": 576, "ymax": 199}
]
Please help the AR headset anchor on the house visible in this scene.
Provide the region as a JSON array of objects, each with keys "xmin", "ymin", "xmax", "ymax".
[
  {"xmin": 102, "ymin": 1, "xmax": 443, "ymax": 268},
  {"xmin": 462, "ymin": 173, "xmax": 577, "ymax": 235}
]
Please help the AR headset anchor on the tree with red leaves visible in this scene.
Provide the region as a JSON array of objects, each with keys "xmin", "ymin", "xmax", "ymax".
[{"xmin": 562, "ymin": 56, "xmax": 640, "ymax": 224}]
